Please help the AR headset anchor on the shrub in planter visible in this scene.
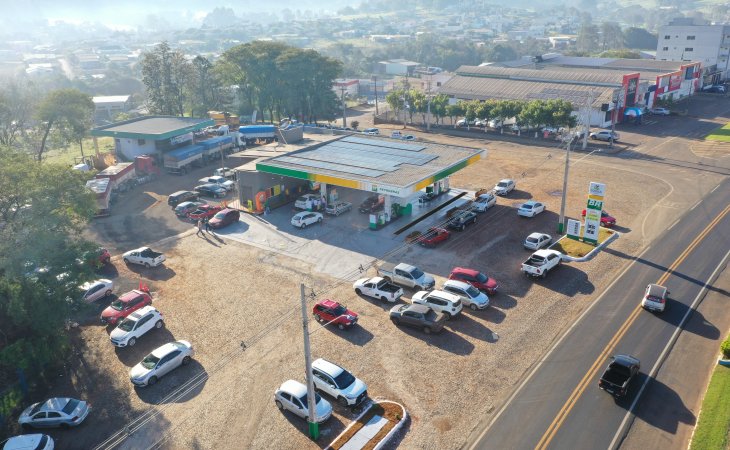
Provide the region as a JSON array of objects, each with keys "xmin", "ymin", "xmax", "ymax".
[{"xmin": 721, "ymin": 335, "xmax": 730, "ymax": 359}]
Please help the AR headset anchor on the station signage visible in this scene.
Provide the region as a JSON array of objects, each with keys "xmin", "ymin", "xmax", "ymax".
[
  {"xmin": 566, "ymin": 219, "xmax": 582, "ymax": 241},
  {"xmin": 170, "ymin": 132, "xmax": 193, "ymax": 146},
  {"xmin": 583, "ymin": 182, "xmax": 606, "ymax": 245},
  {"xmin": 367, "ymin": 183, "xmax": 405, "ymax": 197}
]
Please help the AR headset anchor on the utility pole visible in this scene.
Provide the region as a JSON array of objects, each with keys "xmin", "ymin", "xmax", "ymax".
[
  {"xmin": 426, "ymin": 75, "xmax": 432, "ymax": 132},
  {"xmin": 609, "ymin": 90, "xmax": 623, "ymax": 148},
  {"xmin": 299, "ymin": 283, "xmax": 318, "ymax": 440},
  {"xmin": 557, "ymin": 134, "xmax": 573, "ymax": 234},
  {"xmin": 372, "ymin": 75, "xmax": 379, "ymax": 116},
  {"xmin": 339, "ymin": 85, "xmax": 347, "ymax": 128}
]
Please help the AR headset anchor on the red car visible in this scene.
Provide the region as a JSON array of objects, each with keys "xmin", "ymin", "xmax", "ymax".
[
  {"xmin": 312, "ymin": 299, "xmax": 358, "ymax": 330},
  {"xmin": 449, "ymin": 267, "xmax": 499, "ymax": 295},
  {"xmin": 187, "ymin": 205, "xmax": 223, "ymax": 221},
  {"xmin": 83, "ymin": 247, "xmax": 111, "ymax": 268},
  {"xmin": 100, "ymin": 289, "xmax": 153, "ymax": 325},
  {"xmin": 209, "ymin": 208, "xmax": 240, "ymax": 229},
  {"xmin": 418, "ymin": 227, "xmax": 451, "ymax": 247},
  {"xmin": 581, "ymin": 209, "xmax": 616, "ymax": 227}
]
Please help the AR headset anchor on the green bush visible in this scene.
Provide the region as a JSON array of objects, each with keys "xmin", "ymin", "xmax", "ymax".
[{"xmin": 721, "ymin": 335, "xmax": 730, "ymax": 359}]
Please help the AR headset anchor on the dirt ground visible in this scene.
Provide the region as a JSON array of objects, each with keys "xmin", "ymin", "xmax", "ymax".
[{"xmin": 20, "ymin": 126, "xmax": 727, "ymax": 450}]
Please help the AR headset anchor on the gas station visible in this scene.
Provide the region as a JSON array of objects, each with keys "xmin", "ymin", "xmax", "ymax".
[{"xmin": 236, "ymin": 135, "xmax": 486, "ymax": 229}]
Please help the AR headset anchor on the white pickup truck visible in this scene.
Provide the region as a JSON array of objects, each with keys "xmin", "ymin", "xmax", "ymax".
[
  {"xmin": 213, "ymin": 167, "xmax": 236, "ymax": 179},
  {"xmin": 377, "ymin": 263, "xmax": 435, "ymax": 291},
  {"xmin": 521, "ymin": 249, "xmax": 562, "ymax": 278},
  {"xmin": 353, "ymin": 277, "xmax": 404, "ymax": 302},
  {"xmin": 123, "ymin": 247, "xmax": 166, "ymax": 268}
]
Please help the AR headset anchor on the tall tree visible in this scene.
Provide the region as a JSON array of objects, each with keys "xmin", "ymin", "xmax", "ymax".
[
  {"xmin": 140, "ymin": 42, "xmax": 192, "ymax": 116},
  {"xmin": 189, "ymin": 56, "xmax": 221, "ymax": 117},
  {"xmin": 0, "ymin": 79, "xmax": 37, "ymax": 148},
  {"xmin": 577, "ymin": 22, "xmax": 600, "ymax": 53},
  {"xmin": 624, "ymin": 28, "xmax": 658, "ymax": 49},
  {"xmin": 600, "ymin": 22, "xmax": 624, "ymax": 51},
  {"xmin": 34, "ymin": 89, "xmax": 94, "ymax": 162}
]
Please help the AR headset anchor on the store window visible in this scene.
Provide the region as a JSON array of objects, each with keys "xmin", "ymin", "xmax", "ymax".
[
  {"xmin": 687, "ymin": 36, "xmax": 695, "ymax": 40},
  {"xmin": 685, "ymin": 47, "xmax": 693, "ymax": 52}
]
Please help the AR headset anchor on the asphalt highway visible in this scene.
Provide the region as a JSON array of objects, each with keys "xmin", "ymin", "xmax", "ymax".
[{"xmin": 467, "ymin": 176, "xmax": 730, "ymax": 450}]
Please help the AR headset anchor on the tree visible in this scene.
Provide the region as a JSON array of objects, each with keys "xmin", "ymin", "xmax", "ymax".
[
  {"xmin": 34, "ymin": 89, "xmax": 94, "ymax": 162},
  {"xmin": 484, "ymin": 44, "xmax": 518, "ymax": 63},
  {"xmin": 386, "ymin": 89, "xmax": 406, "ymax": 124},
  {"xmin": 140, "ymin": 42, "xmax": 192, "ymax": 116},
  {"xmin": 577, "ymin": 22, "xmax": 600, "ymax": 53},
  {"xmin": 600, "ymin": 22, "xmax": 624, "ymax": 51},
  {"xmin": 445, "ymin": 102, "xmax": 465, "ymax": 125},
  {"xmin": 430, "ymin": 93, "xmax": 449, "ymax": 125},
  {"xmin": 624, "ymin": 28, "xmax": 658, "ymax": 49},
  {"xmin": 0, "ymin": 147, "xmax": 97, "ymax": 381},
  {"xmin": 0, "ymin": 79, "xmax": 37, "ymax": 149},
  {"xmin": 189, "ymin": 56, "xmax": 222, "ymax": 117}
]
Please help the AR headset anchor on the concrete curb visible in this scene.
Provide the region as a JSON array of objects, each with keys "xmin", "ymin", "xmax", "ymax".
[
  {"xmin": 556, "ymin": 229, "xmax": 620, "ymax": 263},
  {"xmin": 325, "ymin": 399, "xmax": 407, "ymax": 450}
]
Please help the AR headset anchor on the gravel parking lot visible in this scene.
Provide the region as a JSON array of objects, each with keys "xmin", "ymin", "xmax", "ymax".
[{"xmin": 27, "ymin": 130, "xmax": 726, "ymax": 450}]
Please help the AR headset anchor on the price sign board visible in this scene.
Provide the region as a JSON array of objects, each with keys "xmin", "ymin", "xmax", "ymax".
[{"xmin": 584, "ymin": 182, "xmax": 606, "ymax": 245}]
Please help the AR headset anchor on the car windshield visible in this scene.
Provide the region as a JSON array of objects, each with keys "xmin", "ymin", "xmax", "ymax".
[
  {"xmin": 298, "ymin": 392, "xmax": 322, "ymax": 408},
  {"xmin": 30, "ymin": 402, "xmax": 43, "ymax": 415},
  {"xmin": 213, "ymin": 211, "xmax": 226, "ymax": 219},
  {"xmin": 297, "ymin": 196, "xmax": 308, "ymax": 203},
  {"xmin": 527, "ymin": 237, "xmax": 538, "ymax": 243},
  {"xmin": 411, "ymin": 268, "xmax": 425, "ymax": 279},
  {"xmin": 118, "ymin": 318, "xmax": 136, "ymax": 331},
  {"xmin": 333, "ymin": 305, "xmax": 347, "ymax": 316},
  {"xmin": 62, "ymin": 399, "xmax": 80, "ymax": 414},
  {"xmin": 110, "ymin": 299, "xmax": 125, "ymax": 311},
  {"xmin": 522, "ymin": 204, "xmax": 533, "ymax": 209},
  {"xmin": 497, "ymin": 181, "xmax": 509, "ymax": 187},
  {"xmin": 141, "ymin": 354, "xmax": 160, "ymax": 369},
  {"xmin": 476, "ymin": 273, "xmax": 488, "ymax": 283},
  {"xmin": 172, "ymin": 341, "xmax": 188, "ymax": 350},
  {"xmin": 466, "ymin": 286, "xmax": 481, "ymax": 297},
  {"xmin": 425, "ymin": 310, "xmax": 438, "ymax": 321},
  {"xmin": 333, "ymin": 369, "xmax": 356, "ymax": 388}
]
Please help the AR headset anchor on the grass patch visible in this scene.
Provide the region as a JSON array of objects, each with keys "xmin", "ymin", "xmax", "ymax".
[
  {"xmin": 45, "ymin": 137, "xmax": 115, "ymax": 166},
  {"xmin": 691, "ymin": 365, "xmax": 730, "ymax": 450},
  {"xmin": 551, "ymin": 228, "xmax": 614, "ymax": 258},
  {"xmin": 705, "ymin": 123, "xmax": 730, "ymax": 143}
]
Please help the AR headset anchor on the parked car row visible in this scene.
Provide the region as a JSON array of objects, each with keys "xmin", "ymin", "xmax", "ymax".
[{"xmin": 168, "ymin": 188, "xmax": 240, "ymax": 230}]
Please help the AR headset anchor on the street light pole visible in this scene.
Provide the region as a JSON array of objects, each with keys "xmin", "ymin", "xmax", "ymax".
[
  {"xmin": 372, "ymin": 75, "xmax": 379, "ymax": 116},
  {"xmin": 557, "ymin": 134, "xmax": 572, "ymax": 234},
  {"xmin": 339, "ymin": 85, "xmax": 347, "ymax": 128},
  {"xmin": 299, "ymin": 283, "xmax": 318, "ymax": 440}
]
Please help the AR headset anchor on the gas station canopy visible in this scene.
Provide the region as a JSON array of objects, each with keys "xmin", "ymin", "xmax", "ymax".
[{"xmin": 256, "ymin": 135, "xmax": 486, "ymax": 198}]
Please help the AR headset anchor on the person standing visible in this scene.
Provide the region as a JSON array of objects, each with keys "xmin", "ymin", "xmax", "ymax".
[
  {"xmin": 204, "ymin": 217, "xmax": 211, "ymax": 233},
  {"xmin": 196, "ymin": 219, "xmax": 204, "ymax": 236}
]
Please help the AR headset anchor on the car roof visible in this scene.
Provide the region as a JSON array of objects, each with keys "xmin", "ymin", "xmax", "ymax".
[
  {"xmin": 426, "ymin": 290, "xmax": 461, "ymax": 302},
  {"xmin": 127, "ymin": 305, "xmax": 158, "ymax": 320},
  {"xmin": 498, "ymin": 179, "xmax": 513, "ymax": 183},
  {"xmin": 312, "ymin": 358, "xmax": 344, "ymax": 377},
  {"xmin": 151, "ymin": 341, "xmax": 186, "ymax": 358},
  {"xmin": 280, "ymin": 379, "xmax": 307, "ymax": 397},
  {"xmin": 405, "ymin": 304, "xmax": 431, "ymax": 314},
  {"xmin": 81, "ymin": 279, "xmax": 111, "ymax": 289},
  {"xmin": 171, "ymin": 190, "xmax": 194, "ymax": 196},
  {"xmin": 118, "ymin": 290, "xmax": 146, "ymax": 302},
  {"xmin": 647, "ymin": 284, "xmax": 667, "ymax": 297},
  {"xmin": 451, "ymin": 267, "xmax": 479, "ymax": 277},
  {"xmin": 317, "ymin": 299, "xmax": 340, "ymax": 309},
  {"xmin": 523, "ymin": 200, "xmax": 539, "ymax": 205},
  {"xmin": 443, "ymin": 279, "xmax": 471, "ymax": 290},
  {"xmin": 396, "ymin": 263, "xmax": 417, "ymax": 272},
  {"xmin": 38, "ymin": 397, "xmax": 72, "ymax": 412},
  {"xmin": 3, "ymin": 434, "xmax": 50, "ymax": 450},
  {"xmin": 527, "ymin": 232, "xmax": 547, "ymax": 238}
]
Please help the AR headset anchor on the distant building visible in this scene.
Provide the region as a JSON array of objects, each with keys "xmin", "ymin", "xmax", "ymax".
[
  {"xmin": 656, "ymin": 17, "xmax": 730, "ymax": 83},
  {"xmin": 93, "ymin": 95, "xmax": 132, "ymax": 124},
  {"xmin": 377, "ymin": 59, "xmax": 420, "ymax": 76}
]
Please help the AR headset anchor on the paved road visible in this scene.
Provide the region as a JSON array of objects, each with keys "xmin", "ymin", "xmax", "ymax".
[{"xmin": 466, "ymin": 175, "xmax": 729, "ymax": 450}]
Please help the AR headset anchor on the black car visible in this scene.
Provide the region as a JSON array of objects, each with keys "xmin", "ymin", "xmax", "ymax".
[
  {"xmin": 167, "ymin": 190, "xmax": 199, "ymax": 207},
  {"xmin": 389, "ymin": 304, "xmax": 445, "ymax": 334},
  {"xmin": 194, "ymin": 184, "xmax": 226, "ymax": 199},
  {"xmin": 446, "ymin": 211, "xmax": 478, "ymax": 231},
  {"xmin": 358, "ymin": 195, "xmax": 384, "ymax": 213}
]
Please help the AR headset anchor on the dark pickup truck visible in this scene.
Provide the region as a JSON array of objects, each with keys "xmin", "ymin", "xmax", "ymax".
[{"xmin": 599, "ymin": 354, "xmax": 641, "ymax": 397}]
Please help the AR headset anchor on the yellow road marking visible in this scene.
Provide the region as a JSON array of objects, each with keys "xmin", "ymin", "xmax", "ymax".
[{"xmin": 535, "ymin": 203, "xmax": 730, "ymax": 450}]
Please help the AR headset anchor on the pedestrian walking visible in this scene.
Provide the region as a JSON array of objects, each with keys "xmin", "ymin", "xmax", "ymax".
[
  {"xmin": 204, "ymin": 217, "xmax": 211, "ymax": 233},
  {"xmin": 196, "ymin": 219, "xmax": 204, "ymax": 236}
]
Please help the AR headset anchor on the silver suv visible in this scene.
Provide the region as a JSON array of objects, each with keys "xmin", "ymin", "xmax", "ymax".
[
  {"xmin": 311, "ymin": 358, "xmax": 368, "ymax": 407},
  {"xmin": 110, "ymin": 306, "xmax": 164, "ymax": 347}
]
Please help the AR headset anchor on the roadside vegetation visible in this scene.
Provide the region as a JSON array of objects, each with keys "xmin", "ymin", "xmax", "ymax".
[
  {"xmin": 690, "ymin": 364, "xmax": 730, "ymax": 450},
  {"xmin": 705, "ymin": 123, "xmax": 730, "ymax": 143}
]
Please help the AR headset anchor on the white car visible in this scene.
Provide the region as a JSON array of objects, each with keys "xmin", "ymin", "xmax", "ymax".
[
  {"xmin": 641, "ymin": 283, "xmax": 669, "ymax": 313},
  {"xmin": 311, "ymin": 358, "xmax": 368, "ymax": 407},
  {"xmin": 294, "ymin": 194, "xmax": 319, "ymax": 210},
  {"xmin": 122, "ymin": 247, "xmax": 165, "ymax": 268},
  {"xmin": 324, "ymin": 201, "xmax": 352, "ymax": 216},
  {"xmin": 441, "ymin": 280, "xmax": 489, "ymax": 311},
  {"xmin": 352, "ymin": 277, "xmax": 404, "ymax": 303},
  {"xmin": 110, "ymin": 306, "xmax": 165, "ymax": 347},
  {"xmin": 79, "ymin": 279, "xmax": 114, "ymax": 303},
  {"xmin": 590, "ymin": 130, "xmax": 619, "ymax": 141},
  {"xmin": 494, "ymin": 179, "xmax": 515, "ymax": 196},
  {"xmin": 274, "ymin": 380, "xmax": 332, "ymax": 423},
  {"xmin": 291, "ymin": 211, "xmax": 323, "ymax": 228},
  {"xmin": 362, "ymin": 128, "xmax": 379, "ymax": 135},
  {"xmin": 129, "ymin": 340, "xmax": 194, "ymax": 387},
  {"xmin": 3, "ymin": 434, "xmax": 54, "ymax": 450},
  {"xmin": 649, "ymin": 107, "xmax": 671, "ymax": 116},
  {"xmin": 517, "ymin": 201, "xmax": 545, "ymax": 217},
  {"xmin": 471, "ymin": 193, "xmax": 496, "ymax": 212},
  {"xmin": 524, "ymin": 232, "xmax": 552, "ymax": 250},
  {"xmin": 411, "ymin": 289, "xmax": 463, "ymax": 319},
  {"xmin": 18, "ymin": 398, "xmax": 91, "ymax": 429},
  {"xmin": 198, "ymin": 176, "xmax": 235, "ymax": 191}
]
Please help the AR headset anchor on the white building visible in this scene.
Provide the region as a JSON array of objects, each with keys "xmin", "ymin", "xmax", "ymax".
[{"xmin": 656, "ymin": 18, "xmax": 730, "ymax": 83}]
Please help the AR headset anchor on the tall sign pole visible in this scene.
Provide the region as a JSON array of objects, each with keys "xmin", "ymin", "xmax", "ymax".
[
  {"xmin": 557, "ymin": 134, "xmax": 572, "ymax": 234},
  {"xmin": 583, "ymin": 182, "xmax": 606, "ymax": 245},
  {"xmin": 299, "ymin": 283, "xmax": 318, "ymax": 440}
]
